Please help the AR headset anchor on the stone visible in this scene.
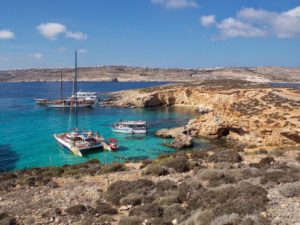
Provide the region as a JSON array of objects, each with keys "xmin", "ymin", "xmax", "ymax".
[{"xmin": 168, "ymin": 134, "xmax": 193, "ymax": 149}]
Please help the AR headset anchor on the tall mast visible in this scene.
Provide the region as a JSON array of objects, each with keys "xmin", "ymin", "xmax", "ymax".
[
  {"xmin": 74, "ymin": 50, "xmax": 78, "ymax": 128},
  {"xmin": 60, "ymin": 71, "xmax": 63, "ymax": 100}
]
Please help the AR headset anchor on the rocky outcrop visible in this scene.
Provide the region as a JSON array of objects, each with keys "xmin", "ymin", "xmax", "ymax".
[
  {"xmin": 167, "ymin": 134, "xmax": 193, "ymax": 149},
  {"xmin": 104, "ymin": 81, "xmax": 300, "ymax": 149},
  {"xmin": 155, "ymin": 127, "xmax": 185, "ymax": 138}
]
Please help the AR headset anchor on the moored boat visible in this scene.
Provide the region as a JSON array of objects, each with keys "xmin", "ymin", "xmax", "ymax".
[
  {"xmin": 112, "ymin": 120, "xmax": 147, "ymax": 134},
  {"xmin": 54, "ymin": 130, "xmax": 103, "ymax": 157},
  {"xmin": 35, "ymin": 71, "xmax": 97, "ymax": 108},
  {"xmin": 54, "ymin": 51, "xmax": 103, "ymax": 157}
]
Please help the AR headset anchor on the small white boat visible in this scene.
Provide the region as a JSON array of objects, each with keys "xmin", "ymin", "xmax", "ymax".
[
  {"xmin": 112, "ymin": 120, "xmax": 147, "ymax": 134},
  {"xmin": 76, "ymin": 91, "xmax": 99, "ymax": 102}
]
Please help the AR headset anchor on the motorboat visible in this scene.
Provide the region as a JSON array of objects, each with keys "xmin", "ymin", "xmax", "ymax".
[
  {"xmin": 76, "ymin": 91, "xmax": 100, "ymax": 102},
  {"xmin": 112, "ymin": 120, "xmax": 147, "ymax": 134}
]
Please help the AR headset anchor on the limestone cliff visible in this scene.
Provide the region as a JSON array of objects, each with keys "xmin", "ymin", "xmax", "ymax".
[{"xmin": 102, "ymin": 81, "xmax": 300, "ymax": 149}]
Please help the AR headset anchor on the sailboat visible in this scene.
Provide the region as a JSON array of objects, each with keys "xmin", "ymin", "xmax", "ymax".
[
  {"xmin": 53, "ymin": 51, "xmax": 103, "ymax": 157},
  {"xmin": 35, "ymin": 71, "xmax": 97, "ymax": 108}
]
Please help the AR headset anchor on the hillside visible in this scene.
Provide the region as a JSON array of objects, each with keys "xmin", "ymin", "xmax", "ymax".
[{"xmin": 1, "ymin": 66, "xmax": 300, "ymax": 82}]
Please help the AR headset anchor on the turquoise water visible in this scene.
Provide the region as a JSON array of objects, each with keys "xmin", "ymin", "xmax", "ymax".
[{"xmin": 0, "ymin": 82, "xmax": 209, "ymax": 172}]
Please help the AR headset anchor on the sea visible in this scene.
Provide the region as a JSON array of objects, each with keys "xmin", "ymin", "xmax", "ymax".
[{"xmin": 0, "ymin": 81, "xmax": 211, "ymax": 172}]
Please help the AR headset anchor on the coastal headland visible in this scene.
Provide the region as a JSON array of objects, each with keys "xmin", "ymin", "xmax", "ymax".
[
  {"xmin": 1, "ymin": 79, "xmax": 300, "ymax": 225},
  {"xmin": 102, "ymin": 80, "xmax": 300, "ymax": 151},
  {"xmin": 1, "ymin": 66, "xmax": 300, "ymax": 83}
]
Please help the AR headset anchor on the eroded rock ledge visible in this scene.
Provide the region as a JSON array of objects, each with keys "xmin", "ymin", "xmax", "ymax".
[{"xmin": 102, "ymin": 80, "xmax": 300, "ymax": 149}]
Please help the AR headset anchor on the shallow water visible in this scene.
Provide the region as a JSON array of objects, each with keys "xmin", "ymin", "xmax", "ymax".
[{"xmin": 0, "ymin": 82, "xmax": 210, "ymax": 172}]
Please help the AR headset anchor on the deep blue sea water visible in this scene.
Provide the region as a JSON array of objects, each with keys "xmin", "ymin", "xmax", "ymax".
[{"xmin": 0, "ymin": 82, "xmax": 210, "ymax": 172}]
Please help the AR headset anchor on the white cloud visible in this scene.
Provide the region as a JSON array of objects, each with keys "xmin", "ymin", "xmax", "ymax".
[
  {"xmin": 239, "ymin": 6, "xmax": 300, "ymax": 38},
  {"xmin": 201, "ymin": 5, "xmax": 300, "ymax": 39},
  {"xmin": 237, "ymin": 7, "xmax": 277, "ymax": 23},
  {"xmin": 37, "ymin": 23, "xmax": 66, "ymax": 40},
  {"xmin": 30, "ymin": 53, "xmax": 43, "ymax": 60},
  {"xmin": 151, "ymin": 0, "xmax": 198, "ymax": 9},
  {"xmin": 37, "ymin": 22, "xmax": 87, "ymax": 40},
  {"xmin": 272, "ymin": 6, "xmax": 300, "ymax": 38},
  {"xmin": 0, "ymin": 29, "xmax": 15, "ymax": 39},
  {"xmin": 66, "ymin": 31, "xmax": 87, "ymax": 40},
  {"xmin": 78, "ymin": 49, "xmax": 87, "ymax": 54},
  {"xmin": 200, "ymin": 15, "xmax": 216, "ymax": 27},
  {"xmin": 216, "ymin": 17, "xmax": 267, "ymax": 39}
]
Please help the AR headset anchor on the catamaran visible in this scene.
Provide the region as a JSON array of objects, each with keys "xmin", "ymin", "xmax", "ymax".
[
  {"xmin": 54, "ymin": 51, "xmax": 103, "ymax": 157},
  {"xmin": 112, "ymin": 120, "xmax": 147, "ymax": 134}
]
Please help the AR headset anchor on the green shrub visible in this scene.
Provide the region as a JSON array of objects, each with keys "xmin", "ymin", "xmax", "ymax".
[
  {"xmin": 106, "ymin": 179, "xmax": 154, "ymax": 205},
  {"xmin": 144, "ymin": 164, "xmax": 169, "ymax": 176}
]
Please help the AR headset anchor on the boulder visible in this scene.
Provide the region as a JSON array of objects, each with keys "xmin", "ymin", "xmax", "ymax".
[
  {"xmin": 155, "ymin": 127, "xmax": 185, "ymax": 138},
  {"xmin": 168, "ymin": 134, "xmax": 193, "ymax": 149}
]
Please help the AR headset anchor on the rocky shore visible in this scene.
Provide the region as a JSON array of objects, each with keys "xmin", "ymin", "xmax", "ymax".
[
  {"xmin": 102, "ymin": 80, "xmax": 300, "ymax": 150},
  {"xmin": 1, "ymin": 148, "xmax": 300, "ymax": 225}
]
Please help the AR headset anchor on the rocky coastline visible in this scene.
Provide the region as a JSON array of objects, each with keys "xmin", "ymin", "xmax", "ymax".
[
  {"xmin": 1, "ymin": 79, "xmax": 300, "ymax": 225},
  {"xmin": 102, "ymin": 80, "xmax": 300, "ymax": 151}
]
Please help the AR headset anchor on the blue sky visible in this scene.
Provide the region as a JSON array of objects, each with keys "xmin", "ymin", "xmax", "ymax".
[{"xmin": 0, "ymin": 0, "xmax": 300, "ymax": 69}]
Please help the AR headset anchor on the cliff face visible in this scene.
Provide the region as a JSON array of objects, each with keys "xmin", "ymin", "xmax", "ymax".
[{"xmin": 103, "ymin": 82, "xmax": 300, "ymax": 149}]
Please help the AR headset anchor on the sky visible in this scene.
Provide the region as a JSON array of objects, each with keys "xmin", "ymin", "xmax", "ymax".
[{"xmin": 1, "ymin": 0, "xmax": 300, "ymax": 69}]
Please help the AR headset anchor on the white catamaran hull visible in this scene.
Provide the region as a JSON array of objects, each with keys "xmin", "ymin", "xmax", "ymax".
[
  {"xmin": 53, "ymin": 134, "xmax": 102, "ymax": 157},
  {"xmin": 112, "ymin": 128, "xmax": 147, "ymax": 134}
]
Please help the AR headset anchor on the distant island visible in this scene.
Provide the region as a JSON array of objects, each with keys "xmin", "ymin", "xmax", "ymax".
[{"xmin": 1, "ymin": 66, "xmax": 300, "ymax": 83}]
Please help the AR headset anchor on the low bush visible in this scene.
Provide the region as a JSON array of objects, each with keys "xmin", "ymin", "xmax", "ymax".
[
  {"xmin": 163, "ymin": 204, "xmax": 187, "ymax": 222},
  {"xmin": 93, "ymin": 203, "xmax": 117, "ymax": 215},
  {"xmin": 155, "ymin": 179, "xmax": 177, "ymax": 194},
  {"xmin": 129, "ymin": 203, "xmax": 164, "ymax": 218},
  {"xmin": 146, "ymin": 218, "xmax": 173, "ymax": 225},
  {"xmin": 143, "ymin": 164, "xmax": 169, "ymax": 176},
  {"xmin": 106, "ymin": 179, "xmax": 154, "ymax": 205},
  {"xmin": 279, "ymin": 181, "xmax": 300, "ymax": 197},
  {"xmin": 120, "ymin": 193, "xmax": 143, "ymax": 206},
  {"xmin": 65, "ymin": 204, "xmax": 87, "ymax": 215},
  {"xmin": 208, "ymin": 174, "xmax": 236, "ymax": 187},
  {"xmin": 190, "ymin": 151, "xmax": 209, "ymax": 160},
  {"xmin": 187, "ymin": 182, "xmax": 268, "ymax": 217},
  {"xmin": 255, "ymin": 149, "xmax": 268, "ymax": 155},
  {"xmin": 260, "ymin": 170, "xmax": 299, "ymax": 185},
  {"xmin": 118, "ymin": 216, "xmax": 143, "ymax": 225},
  {"xmin": 208, "ymin": 150, "xmax": 243, "ymax": 163},
  {"xmin": 259, "ymin": 156, "xmax": 275, "ymax": 166},
  {"xmin": 156, "ymin": 190, "xmax": 181, "ymax": 206},
  {"xmin": 102, "ymin": 163, "xmax": 126, "ymax": 174},
  {"xmin": 177, "ymin": 180, "xmax": 202, "ymax": 203},
  {"xmin": 163, "ymin": 157, "xmax": 190, "ymax": 173}
]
